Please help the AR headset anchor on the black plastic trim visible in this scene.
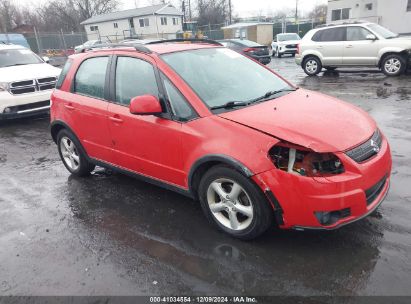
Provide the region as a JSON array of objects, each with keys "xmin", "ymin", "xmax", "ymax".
[
  {"xmin": 90, "ymin": 159, "xmax": 193, "ymax": 198},
  {"xmin": 265, "ymin": 189, "xmax": 284, "ymax": 225},
  {"xmin": 188, "ymin": 154, "xmax": 253, "ymax": 195}
]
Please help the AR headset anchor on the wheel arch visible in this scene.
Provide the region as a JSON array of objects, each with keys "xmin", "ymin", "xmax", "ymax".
[
  {"xmin": 188, "ymin": 154, "xmax": 254, "ymax": 199},
  {"xmin": 378, "ymin": 49, "xmax": 409, "ymax": 67},
  {"xmin": 50, "ymin": 120, "xmax": 90, "ymax": 160},
  {"xmin": 301, "ymin": 51, "xmax": 323, "ymax": 65}
]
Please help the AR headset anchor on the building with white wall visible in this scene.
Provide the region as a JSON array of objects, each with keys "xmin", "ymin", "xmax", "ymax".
[
  {"xmin": 81, "ymin": 3, "xmax": 183, "ymax": 41},
  {"xmin": 327, "ymin": 0, "xmax": 411, "ymax": 34}
]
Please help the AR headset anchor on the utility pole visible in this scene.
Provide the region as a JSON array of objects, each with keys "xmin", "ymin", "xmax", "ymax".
[
  {"xmin": 295, "ymin": 0, "xmax": 299, "ymax": 34},
  {"xmin": 188, "ymin": 0, "xmax": 192, "ymax": 21},
  {"xmin": 229, "ymin": 0, "xmax": 232, "ymax": 24}
]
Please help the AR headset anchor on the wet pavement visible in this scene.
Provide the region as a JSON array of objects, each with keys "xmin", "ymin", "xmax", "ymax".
[{"xmin": 1, "ymin": 57, "xmax": 411, "ymax": 297}]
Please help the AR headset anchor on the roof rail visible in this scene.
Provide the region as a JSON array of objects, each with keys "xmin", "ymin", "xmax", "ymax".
[
  {"xmin": 78, "ymin": 43, "xmax": 152, "ymax": 54},
  {"xmin": 316, "ymin": 20, "xmax": 367, "ymax": 28},
  {"xmin": 145, "ymin": 38, "xmax": 223, "ymax": 46}
]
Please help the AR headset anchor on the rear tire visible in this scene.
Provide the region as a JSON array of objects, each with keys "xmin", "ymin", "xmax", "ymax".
[
  {"xmin": 57, "ymin": 129, "xmax": 95, "ymax": 177},
  {"xmin": 381, "ymin": 54, "xmax": 406, "ymax": 76},
  {"xmin": 303, "ymin": 56, "xmax": 322, "ymax": 76},
  {"xmin": 198, "ymin": 166, "xmax": 273, "ymax": 240}
]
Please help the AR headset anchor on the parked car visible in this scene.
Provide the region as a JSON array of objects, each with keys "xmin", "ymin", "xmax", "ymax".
[
  {"xmin": 219, "ymin": 39, "xmax": 271, "ymax": 65},
  {"xmin": 296, "ymin": 22, "xmax": 411, "ymax": 76},
  {"xmin": 271, "ymin": 33, "xmax": 301, "ymax": 58},
  {"xmin": 0, "ymin": 33, "xmax": 30, "ymax": 49},
  {"xmin": 0, "ymin": 44, "xmax": 61, "ymax": 120},
  {"xmin": 50, "ymin": 40, "xmax": 391, "ymax": 239},
  {"xmin": 74, "ymin": 39, "xmax": 110, "ymax": 53}
]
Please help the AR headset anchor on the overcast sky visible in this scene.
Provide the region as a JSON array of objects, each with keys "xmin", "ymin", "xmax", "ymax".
[{"xmin": 14, "ymin": 0, "xmax": 327, "ymax": 18}]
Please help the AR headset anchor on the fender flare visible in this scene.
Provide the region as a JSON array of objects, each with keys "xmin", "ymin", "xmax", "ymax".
[{"xmin": 187, "ymin": 154, "xmax": 254, "ymax": 196}]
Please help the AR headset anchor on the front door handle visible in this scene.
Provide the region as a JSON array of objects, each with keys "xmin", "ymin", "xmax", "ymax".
[
  {"xmin": 109, "ymin": 115, "xmax": 123, "ymax": 124},
  {"xmin": 64, "ymin": 103, "xmax": 75, "ymax": 110},
  {"xmin": 346, "ymin": 44, "xmax": 353, "ymax": 48}
]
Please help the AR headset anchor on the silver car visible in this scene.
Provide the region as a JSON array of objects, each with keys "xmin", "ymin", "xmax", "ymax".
[{"xmin": 296, "ymin": 22, "xmax": 411, "ymax": 76}]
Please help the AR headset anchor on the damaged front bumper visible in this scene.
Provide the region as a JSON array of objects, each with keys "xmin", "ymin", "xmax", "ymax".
[{"xmin": 252, "ymin": 134, "xmax": 392, "ymax": 230}]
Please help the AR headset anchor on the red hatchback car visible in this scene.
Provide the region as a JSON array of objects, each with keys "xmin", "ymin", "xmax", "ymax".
[{"xmin": 50, "ymin": 40, "xmax": 392, "ymax": 239}]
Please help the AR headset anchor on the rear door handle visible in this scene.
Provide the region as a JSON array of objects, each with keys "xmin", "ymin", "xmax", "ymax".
[
  {"xmin": 64, "ymin": 103, "xmax": 75, "ymax": 110},
  {"xmin": 346, "ymin": 44, "xmax": 353, "ymax": 48},
  {"xmin": 317, "ymin": 46, "xmax": 323, "ymax": 49},
  {"xmin": 109, "ymin": 115, "xmax": 123, "ymax": 124}
]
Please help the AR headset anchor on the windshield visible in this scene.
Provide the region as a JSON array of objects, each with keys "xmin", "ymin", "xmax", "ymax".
[
  {"xmin": 367, "ymin": 24, "xmax": 398, "ymax": 39},
  {"xmin": 277, "ymin": 34, "xmax": 301, "ymax": 41},
  {"xmin": 0, "ymin": 48, "xmax": 43, "ymax": 68},
  {"xmin": 161, "ymin": 48, "xmax": 292, "ymax": 110}
]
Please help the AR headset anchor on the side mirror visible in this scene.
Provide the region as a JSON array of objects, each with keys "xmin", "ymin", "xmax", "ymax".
[
  {"xmin": 366, "ymin": 34, "xmax": 377, "ymax": 40},
  {"xmin": 129, "ymin": 95, "xmax": 162, "ymax": 115},
  {"xmin": 42, "ymin": 56, "xmax": 50, "ymax": 63}
]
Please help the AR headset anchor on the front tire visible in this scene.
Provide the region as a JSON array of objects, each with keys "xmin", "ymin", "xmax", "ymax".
[
  {"xmin": 381, "ymin": 54, "xmax": 406, "ymax": 76},
  {"xmin": 198, "ymin": 166, "xmax": 273, "ymax": 240},
  {"xmin": 57, "ymin": 129, "xmax": 95, "ymax": 177},
  {"xmin": 303, "ymin": 56, "xmax": 322, "ymax": 76}
]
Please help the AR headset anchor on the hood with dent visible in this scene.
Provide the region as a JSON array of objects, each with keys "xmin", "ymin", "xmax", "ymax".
[
  {"xmin": 218, "ymin": 89, "xmax": 376, "ymax": 153},
  {"xmin": 0, "ymin": 63, "xmax": 61, "ymax": 82}
]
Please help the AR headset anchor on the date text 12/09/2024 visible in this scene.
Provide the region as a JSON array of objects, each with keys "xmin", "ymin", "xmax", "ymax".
[{"xmin": 149, "ymin": 296, "xmax": 257, "ymax": 303}]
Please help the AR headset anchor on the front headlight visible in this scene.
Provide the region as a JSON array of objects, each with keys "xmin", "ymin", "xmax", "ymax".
[
  {"xmin": 0, "ymin": 82, "xmax": 9, "ymax": 92},
  {"xmin": 269, "ymin": 143, "xmax": 344, "ymax": 177}
]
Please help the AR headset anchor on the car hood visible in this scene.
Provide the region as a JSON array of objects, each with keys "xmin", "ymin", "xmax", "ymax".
[
  {"xmin": 218, "ymin": 89, "xmax": 376, "ymax": 153},
  {"xmin": 278, "ymin": 40, "xmax": 301, "ymax": 45},
  {"xmin": 0, "ymin": 63, "xmax": 61, "ymax": 82}
]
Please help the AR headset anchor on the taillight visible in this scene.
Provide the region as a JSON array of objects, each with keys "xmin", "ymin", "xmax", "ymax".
[{"xmin": 243, "ymin": 47, "xmax": 256, "ymax": 53}]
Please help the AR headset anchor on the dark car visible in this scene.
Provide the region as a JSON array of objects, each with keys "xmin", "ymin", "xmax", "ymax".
[{"xmin": 219, "ymin": 39, "xmax": 271, "ymax": 65}]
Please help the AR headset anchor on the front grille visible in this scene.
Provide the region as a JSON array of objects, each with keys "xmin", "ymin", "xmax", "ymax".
[
  {"xmin": 286, "ymin": 44, "xmax": 297, "ymax": 49},
  {"xmin": 10, "ymin": 87, "xmax": 36, "ymax": 95},
  {"xmin": 8, "ymin": 77, "xmax": 57, "ymax": 95},
  {"xmin": 365, "ymin": 175, "xmax": 387, "ymax": 205},
  {"xmin": 5, "ymin": 100, "xmax": 50, "ymax": 113},
  {"xmin": 10, "ymin": 80, "xmax": 35, "ymax": 87},
  {"xmin": 345, "ymin": 129, "xmax": 382, "ymax": 163},
  {"xmin": 37, "ymin": 77, "xmax": 57, "ymax": 84}
]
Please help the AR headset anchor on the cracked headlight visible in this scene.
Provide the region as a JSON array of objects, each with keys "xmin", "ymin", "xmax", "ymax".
[
  {"xmin": 0, "ymin": 82, "xmax": 9, "ymax": 92},
  {"xmin": 269, "ymin": 143, "xmax": 344, "ymax": 177}
]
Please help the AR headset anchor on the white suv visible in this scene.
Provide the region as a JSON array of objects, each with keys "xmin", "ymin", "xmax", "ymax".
[
  {"xmin": 0, "ymin": 44, "xmax": 61, "ymax": 120},
  {"xmin": 296, "ymin": 22, "xmax": 411, "ymax": 76}
]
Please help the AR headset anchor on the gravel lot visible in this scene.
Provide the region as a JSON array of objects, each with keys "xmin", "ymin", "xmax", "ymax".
[{"xmin": 1, "ymin": 56, "xmax": 410, "ymax": 297}]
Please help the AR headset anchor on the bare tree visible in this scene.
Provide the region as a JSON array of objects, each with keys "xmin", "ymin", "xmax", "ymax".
[
  {"xmin": 196, "ymin": 0, "xmax": 230, "ymax": 26},
  {"xmin": 0, "ymin": 0, "xmax": 18, "ymax": 32},
  {"xmin": 307, "ymin": 4, "xmax": 327, "ymax": 22}
]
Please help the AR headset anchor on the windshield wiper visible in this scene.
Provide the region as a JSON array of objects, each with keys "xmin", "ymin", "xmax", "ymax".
[
  {"xmin": 210, "ymin": 88, "xmax": 298, "ymax": 111},
  {"xmin": 247, "ymin": 87, "xmax": 298, "ymax": 104},
  {"xmin": 2, "ymin": 63, "xmax": 29, "ymax": 67},
  {"xmin": 210, "ymin": 101, "xmax": 250, "ymax": 110},
  {"xmin": 386, "ymin": 35, "xmax": 399, "ymax": 39}
]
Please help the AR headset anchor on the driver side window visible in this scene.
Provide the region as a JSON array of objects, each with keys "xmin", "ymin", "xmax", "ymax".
[{"xmin": 347, "ymin": 27, "xmax": 372, "ymax": 41}]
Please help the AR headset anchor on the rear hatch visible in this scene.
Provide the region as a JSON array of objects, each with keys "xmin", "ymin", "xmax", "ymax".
[{"xmin": 245, "ymin": 46, "xmax": 269, "ymax": 56}]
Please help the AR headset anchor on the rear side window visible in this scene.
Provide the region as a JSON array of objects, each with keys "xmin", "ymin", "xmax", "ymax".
[
  {"xmin": 346, "ymin": 26, "xmax": 372, "ymax": 41},
  {"xmin": 74, "ymin": 56, "xmax": 108, "ymax": 99},
  {"xmin": 161, "ymin": 73, "xmax": 196, "ymax": 122},
  {"xmin": 55, "ymin": 59, "xmax": 72, "ymax": 89},
  {"xmin": 115, "ymin": 57, "xmax": 159, "ymax": 105},
  {"xmin": 312, "ymin": 28, "xmax": 346, "ymax": 42}
]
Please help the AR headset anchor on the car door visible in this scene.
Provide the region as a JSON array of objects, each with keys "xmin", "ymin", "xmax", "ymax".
[
  {"xmin": 107, "ymin": 55, "xmax": 189, "ymax": 187},
  {"xmin": 66, "ymin": 55, "xmax": 113, "ymax": 162},
  {"xmin": 343, "ymin": 26, "xmax": 379, "ymax": 66},
  {"xmin": 313, "ymin": 27, "xmax": 346, "ymax": 66}
]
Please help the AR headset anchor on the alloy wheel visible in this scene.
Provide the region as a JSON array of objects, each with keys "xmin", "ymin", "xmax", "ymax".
[
  {"xmin": 60, "ymin": 136, "xmax": 80, "ymax": 171},
  {"xmin": 306, "ymin": 59, "xmax": 318, "ymax": 74},
  {"xmin": 206, "ymin": 178, "xmax": 254, "ymax": 231},
  {"xmin": 384, "ymin": 58, "xmax": 401, "ymax": 74}
]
